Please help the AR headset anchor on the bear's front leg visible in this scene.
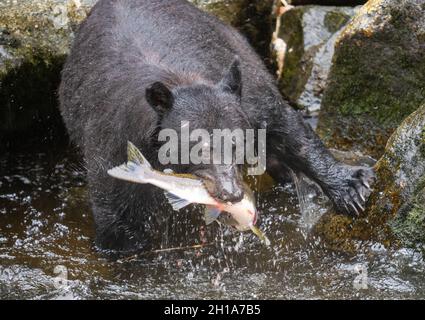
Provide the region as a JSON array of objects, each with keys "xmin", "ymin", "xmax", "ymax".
[
  {"xmin": 87, "ymin": 169, "xmax": 162, "ymax": 251},
  {"xmin": 266, "ymin": 103, "xmax": 375, "ymax": 216}
]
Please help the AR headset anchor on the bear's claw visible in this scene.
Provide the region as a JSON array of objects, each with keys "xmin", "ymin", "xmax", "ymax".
[{"xmin": 329, "ymin": 166, "xmax": 375, "ymax": 217}]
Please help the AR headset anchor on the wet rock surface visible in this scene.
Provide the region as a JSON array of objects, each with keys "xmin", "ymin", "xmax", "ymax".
[
  {"xmin": 272, "ymin": 5, "xmax": 357, "ymax": 112},
  {"xmin": 376, "ymin": 105, "xmax": 425, "ymax": 248},
  {"xmin": 315, "ymin": 104, "xmax": 425, "ymax": 252},
  {"xmin": 317, "ymin": 0, "xmax": 425, "ymax": 158}
]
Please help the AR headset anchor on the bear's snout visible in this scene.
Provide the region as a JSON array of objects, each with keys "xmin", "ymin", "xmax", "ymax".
[{"xmin": 195, "ymin": 166, "xmax": 244, "ymax": 204}]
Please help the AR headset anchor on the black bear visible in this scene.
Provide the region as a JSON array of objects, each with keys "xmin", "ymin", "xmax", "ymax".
[{"xmin": 59, "ymin": 0, "xmax": 374, "ymax": 251}]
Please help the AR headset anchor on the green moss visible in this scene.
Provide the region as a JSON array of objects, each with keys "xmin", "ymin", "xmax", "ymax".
[
  {"xmin": 316, "ymin": 104, "xmax": 425, "ymax": 251},
  {"xmin": 421, "ymin": 126, "xmax": 425, "ymax": 157},
  {"xmin": 318, "ymin": 1, "xmax": 425, "ymax": 158},
  {"xmin": 324, "ymin": 11, "xmax": 351, "ymax": 33},
  {"xmin": 201, "ymin": 1, "xmax": 242, "ymax": 25},
  {"xmin": 323, "ymin": 38, "xmax": 423, "ymax": 122},
  {"xmin": 277, "ymin": 9, "xmax": 307, "ymax": 103},
  {"xmin": 414, "ymin": 177, "xmax": 425, "ymax": 197},
  {"xmin": 391, "ymin": 188, "xmax": 425, "ymax": 248}
]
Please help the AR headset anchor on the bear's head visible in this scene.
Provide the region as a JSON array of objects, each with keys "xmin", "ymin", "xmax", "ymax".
[{"xmin": 146, "ymin": 58, "xmax": 250, "ymax": 203}]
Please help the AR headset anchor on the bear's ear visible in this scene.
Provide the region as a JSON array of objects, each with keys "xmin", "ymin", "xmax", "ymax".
[
  {"xmin": 219, "ymin": 57, "xmax": 242, "ymax": 97},
  {"xmin": 146, "ymin": 82, "xmax": 174, "ymax": 114}
]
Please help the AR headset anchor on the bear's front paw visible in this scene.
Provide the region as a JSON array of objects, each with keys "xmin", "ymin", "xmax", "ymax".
[{"xmin": 329, "ymin": 166, "xmax": 376, "ymax": 216}]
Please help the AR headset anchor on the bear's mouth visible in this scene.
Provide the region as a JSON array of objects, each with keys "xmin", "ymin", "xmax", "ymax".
[
  {"xmin": 194, "ymin": 170, "xmax": 244, "ymax": 204},
  {"xmin": 249, "ymin": 210, "xmax": 258, "ymax": 225},
  {"xmin": 195, "ymin": 173, "xmax": 221, "ymax": 200}
]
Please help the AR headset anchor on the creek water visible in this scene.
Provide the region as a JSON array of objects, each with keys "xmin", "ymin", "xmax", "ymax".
[{"xmin": 1, "ymin": 145, "xmax": 425, "ymax": 300}]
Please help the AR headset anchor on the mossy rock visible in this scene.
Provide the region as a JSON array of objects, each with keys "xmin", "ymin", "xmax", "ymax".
[
  {"xmin": 317, "ymin": 0, "xmax": 425, "ymax": 158},
  {"xmin": 315, "ymin": 105, "xmax": 425, "ymax": 252},
  {"xmin": 273, "ymin": 5, "xmax": 357, "ymax": 112},
  {"xmin": 288, "ymin": 0, "xmax": 366, "ymax": 5},
  {"xmin": 0, "ymin": 0, "xmax": 92, "ymax": 148},
  {"xmin": 391, "ymin": 185, "xmax": 425, "ymax": 249},
  {"xmin": 375, "ymin": 105, "xmax": 425, "ymax": 249},
  {"xmin": 191, "ymin": 0, "xmax": 274, "ymax": 58}
]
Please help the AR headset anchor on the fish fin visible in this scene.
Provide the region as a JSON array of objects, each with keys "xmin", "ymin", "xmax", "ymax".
[
  {"xmin": 127, "ymin": 141, "xmax": 152, "ymax": 168},
  {"xmin": 108, "ymin": 142, "xmax": 152, "ymax": 183},
  {"xmin": 250, "ymin": 225, "xmax": 271, "ymax": 246},
  {"xmin": 164, "ymin": 192, "xmax": 191, "ymax": 211},
  {"xmin": 107, "ymin": 163, "xmax": 146, "ymax": 184},
  {"xmin": 204, "ymin": 206, "xmax": 221, "ymax": 225}
]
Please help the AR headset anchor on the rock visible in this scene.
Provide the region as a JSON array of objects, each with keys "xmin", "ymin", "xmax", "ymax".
[
  {"xmin": 317, "ymin": 0, "xmax": 425, "ymax": 158},
  {"xmin": 288, "ymin": 0, "xmax": 366, "ymax": 5},
  {"xmin": 315, "ymin": 104, "xmax": 425, "ymax": 252},
  {"xmin": 374, "ymin": 105, "xmax": 425, "ymax": 248},
  {"xmin": 0, "ymin": 0, "xmax": 93, "ymax": 148},
  {"xmin": 391, "ymin": 188, "xmax": 425, "ymax": 249},
  {"xmin": 191, "ymin": 0, "xmax": 274, "ymax": 58},
  {"xmin": 272, "ymin": 5, "xmax": 357, "ymax": 112}
]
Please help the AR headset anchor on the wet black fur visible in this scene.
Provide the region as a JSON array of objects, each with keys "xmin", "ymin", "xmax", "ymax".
[{"xmin": 59, "ymin": 0, "xmax": 374, "ymax": 251}]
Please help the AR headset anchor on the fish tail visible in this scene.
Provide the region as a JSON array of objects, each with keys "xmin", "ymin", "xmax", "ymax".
[
  {"xmin": 250, "ymin": 225, "xmax": 271, "ymax": 246},
  {"xmin": 107, "ymin": 142, "xmax": 152, "ymax": 183},
  {"xmin": 107, "ymin": 162, "xmax": 147, "ymax": 184},
  {"xmin": 127, "ymin": 141, "xmax": 152, "ymax": 169}
]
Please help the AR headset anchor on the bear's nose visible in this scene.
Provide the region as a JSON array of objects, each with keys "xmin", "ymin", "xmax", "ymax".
[
  {"xmin": 216, "ymin": 180, "xmax": 244, "ymax": 203},
  {"xmin": 194, "ymin": 168, "xmax": 244, "ymax": 204}
]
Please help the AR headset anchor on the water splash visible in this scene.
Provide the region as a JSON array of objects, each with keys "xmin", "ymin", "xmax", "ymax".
[
  {"xmin": 290, "ymin": 170, "xmax": 327, "ymax": 237},
  {"xmin": 2, "ymin": 148, "xmax": 425, "ymax": 299}
]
